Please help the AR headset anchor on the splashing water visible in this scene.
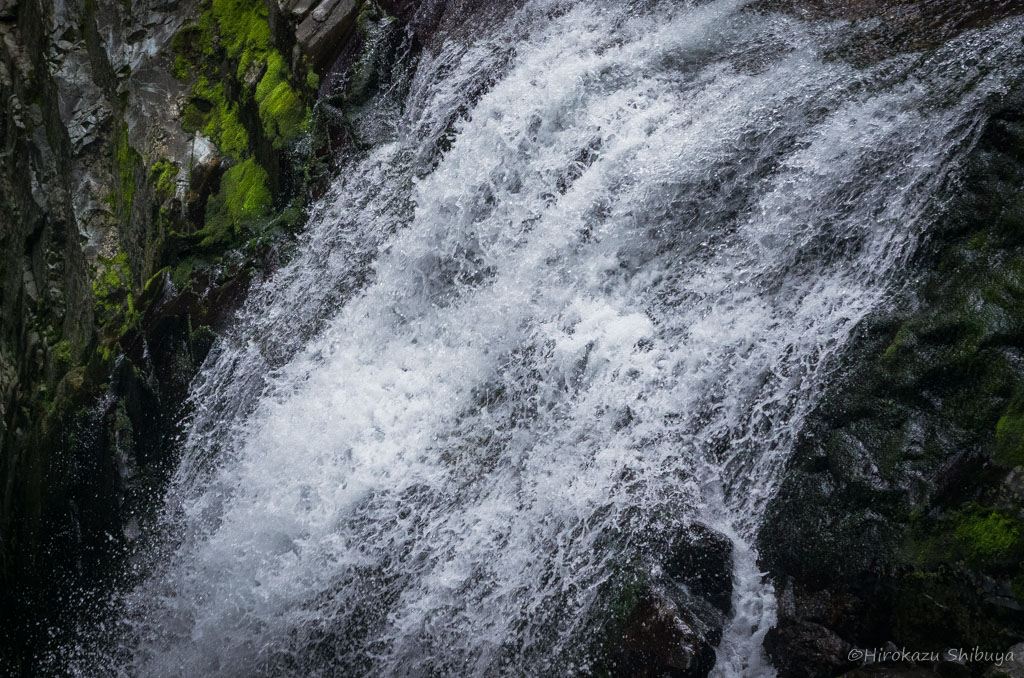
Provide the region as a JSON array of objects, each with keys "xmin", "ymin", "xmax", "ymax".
[{"xmin": 87, "ymin": 1, "xmax": 1024, "ymax": 676}]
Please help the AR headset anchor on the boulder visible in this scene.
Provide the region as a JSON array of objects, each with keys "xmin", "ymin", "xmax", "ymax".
[
  {"xmin": 295, "ymin": 0, "xmax": 358, "ymax": 69},
  {"xmin": 619, "ymin": 585, "xmax": 724, "ymax": 678},
  {"xmin": 607, "ymin": 523, "xmax": 734, "ymax": 678}
]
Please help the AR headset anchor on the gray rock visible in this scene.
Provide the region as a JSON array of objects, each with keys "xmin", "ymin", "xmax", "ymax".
[
  {"xmin": 983, "ymin": 643, "xmax": 1024, "ymax": 678},
  {"xmin": 243, "ymin": 57, "xmax": 268, "ymax": 89},
  {"xmin": 296, "ymin": 0, "xmax": 357, "ymax": 68},
  {"xmin": 281, "ymin": 0, "xmax": 317, "ymax": 18},
  {"xmin": 53, "ymin": 48, "xmax": 112, "ymax": 154}
]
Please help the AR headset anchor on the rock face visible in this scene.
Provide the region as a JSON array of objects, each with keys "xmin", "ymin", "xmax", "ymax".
[
  {"xmin": 1, "ymin": 0, "xmax": 193, "ymax": 652},
  {"xmin": 0, "ymin": 0, "xmax": 332, "ymax": 669},
  {"xmin": 760, "ymin": 82, "xmax": 1024, "ymax": 678}
]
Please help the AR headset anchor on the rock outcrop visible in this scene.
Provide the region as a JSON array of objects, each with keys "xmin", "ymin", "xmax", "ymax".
[
  {"xmin": 601, "ymin": 524, "xmax": 735, "ymax": 678},
  {"xmin": 760, "ymin": 79, "xmax": 1024, "ymax": 678}
]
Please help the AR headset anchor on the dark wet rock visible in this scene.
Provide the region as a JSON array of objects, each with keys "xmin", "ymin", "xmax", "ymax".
[
  {"xmin": 765, "ymin": 618, "xmax": 853, "ymax": 678},
  {"xmin": 981, "ymin": 642, "xmax": 1024, "ymax": 678},
  {"xmin": 760, "ymin": 83, "xmax": 1024, "ymax": 677},
  {"xmin": 602, "ymin": 523, "xmax": 734, "ymax": 678},
  {"xmin": 665, "ymin": 523, "xmax": 734, "ymax": 615},
  {"xmin": 618, "ymin": 585, "xmax": 724, "ymax": 678}
]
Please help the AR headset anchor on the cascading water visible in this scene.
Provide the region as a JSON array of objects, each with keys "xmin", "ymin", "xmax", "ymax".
[{"xmin": 73, "ymin": 0, "xmax": 1024, "ymax": 675}]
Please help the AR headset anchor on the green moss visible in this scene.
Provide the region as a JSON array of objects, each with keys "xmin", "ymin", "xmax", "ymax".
[
  {"xmin": 966, "ymin": 232, "xmax": 990, "ymax": 251},
  {"xmin": 902, "ymin": 502, "xmax": 1024, "ymax": 572},
  {"xmin": 218, "ymin": 109, "xmax": 250, "ymax": 158},
  {"xmin": 259, "ymin": 82, "xmax": 308, "ymax": 147},
  {"xmin": 94, "ymin": 253, "xmax": 131, "ymax": 304},
  {"xmin": 171, "ymin": 24, "xmax": 201, "ymax": 56},
  {"xmin": 172, "ymin": 54, "xmax": 191, "ymax": 80},
  {"xmin": 151, "ymin": 160, "xmax": 178, "ymax": 200},
  {"xmin": 52, "ymin": 339, "xmax": 73, "ymax": 370},
  {"xmin": 196, "ymin": 11, "xmax": 217, "ymax": 56},
  {"xmin": 142, "ymin": 268, "xmax": 167, "ymax": 297},
  {"xmin": 181, "ymin": 102, "xmax": 207, "ymax": 132},
  {"xmin": 995, "ymin": 399, "xmax": 1024, "ymax": 467},
  {"xmin": 255, "ymin": 51, "xmax": 309, "ymax": 147},
  {"xmin": 171, "ymin": 0, "xmax": 311, "ymax": 158},
  {"xmin": 255, "ymin": 50, "xmax": 287, "ymax": 101},
  {"xmin": 210, "ymin": 0, "xmax": 271, "ymax": 75},
  {"xmin": 954, "ymin": 509, "xmax": 1021, "ymax": 561},
  {"xmin": 171, "ymin": 259, "xmax": 195, "ymax": 290},
  {"xmin": 93, "ymin": 252, "xmax": 140, "ymax": 348},
  {"xmin": 183, "ymin": 77, "xmax": 250, "ymax": 159},
  {"xmin": 881, "ymin": 324, "xmax": 916, "ymax": 362},
  {"xmin": 115, "ymin": 125, "xmax": 141, "ymax": 216},
  {"xmin": 198, "ymin": 158, "xmax": 271, "ymax": 247}
]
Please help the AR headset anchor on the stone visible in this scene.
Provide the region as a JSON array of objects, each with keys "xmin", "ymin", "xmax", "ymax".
[
  {"xmin": 53, "ymin": 48, "xmax": 112, "ymax": 154},
  {"xmin": 983, "ymin": 643, "xmax": 1024, "ymax": 678},
  {"xmin": 607, "ymin": 524, "xmax": 734, "ymax": 678},
  {"xmin": 295, "ymin": 0, "xmax": 357, "ymax": 68},
  {"xmin": 285, "ymin": 0, "xmax": 317, "ymax": 18},
  {"xmin": 243, "ymin": 57, "xmax": 268, "ymax": 89},
  {"xmin": 764, "ymin": 619, "xmax": 854, "ymax": 678},
  {"xmin": 620, "ymin": 586, "xmax": 721, "ymax": 678},
  {"xmin": 664, "ymin": 523, "xmax": 734, "ymax": 614}
]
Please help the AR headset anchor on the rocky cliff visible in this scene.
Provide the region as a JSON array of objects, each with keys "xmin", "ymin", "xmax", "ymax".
[{"xmin": 0, "ymin": 0, "xmax": 364, "ymax": 669}]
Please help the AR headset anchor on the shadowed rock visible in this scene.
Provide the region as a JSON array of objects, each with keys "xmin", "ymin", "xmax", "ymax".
[{"xmin": 607, "ymin": 524, "xmax": 734, "ymax": 678}]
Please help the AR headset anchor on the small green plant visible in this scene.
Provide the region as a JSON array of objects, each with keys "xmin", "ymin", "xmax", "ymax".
[
  {"xmin": 115, "ymin": 125, "xmax": 141, "ymax": 215},
  {"xmin": 52, "ymin": 339, "xmax": 73, "ymax": 370},
  {"xmin": 995, "ymin": 399, "xmax": 1024, "ymax": 467}
]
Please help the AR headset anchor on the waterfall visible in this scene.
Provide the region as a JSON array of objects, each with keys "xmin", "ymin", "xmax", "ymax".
[{"xmin": 84, "ymin": 0, "xmax": 1023, "ymax": 676}]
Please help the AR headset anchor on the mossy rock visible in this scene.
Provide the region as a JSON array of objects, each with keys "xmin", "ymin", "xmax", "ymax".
[
  {"xmin": 255, "ymin": 51, "xmax": 309, "ymax": 148},
  {"xmin": 198, "ymin": 157, "xmax": 272, "ymax": 248},
  {"xmin": 954, "ymin": 506, "xmax": 1023, "ymax": 564},
  {"xmin": 891, "ymin": 570, "xmax": 1012, "ymax": 651},
  {"xmin": 151, "ymin": 160, "xmax": 179, "ymax": 200}
]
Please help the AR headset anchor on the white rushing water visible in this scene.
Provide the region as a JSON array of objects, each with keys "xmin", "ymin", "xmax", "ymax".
[{"xmin": 91, "ymin": 1, "xmax": 1024, "ymax": 676}]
